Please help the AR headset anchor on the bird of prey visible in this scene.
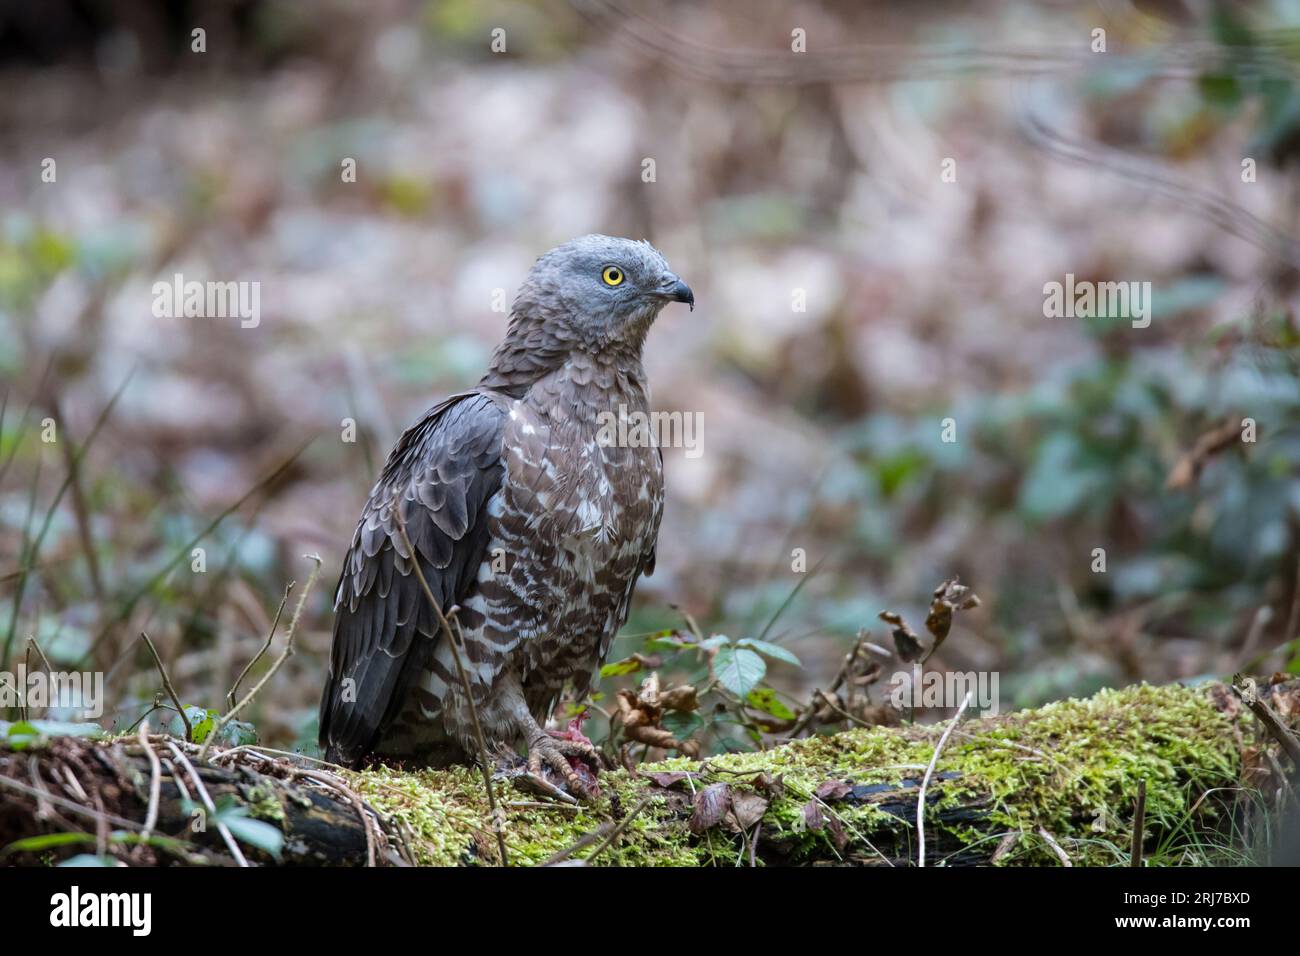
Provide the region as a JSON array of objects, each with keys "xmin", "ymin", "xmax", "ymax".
[{"xmin": 318, "ymin": 235, "xmax": 694, "ymax": 796}]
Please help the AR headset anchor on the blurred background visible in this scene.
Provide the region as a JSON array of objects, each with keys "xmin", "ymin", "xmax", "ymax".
[{"xmin": 1, "ymin": 0, "xmax": 1299, "ymax": 756}]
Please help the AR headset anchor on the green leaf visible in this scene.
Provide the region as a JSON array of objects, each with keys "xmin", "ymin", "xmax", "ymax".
[
  {"xmin": 699, "ymin": 634, "xmax": 730, "ymax": 650},
  {"xmin": 209, "ymin": 798, "xmax": 284, "ymax": 859},
  {"xmin": 712, "ymin": 646, "xmax": 766, "ymax": 698},
  {"xmin": 217, "ymin": 718, "xmax": 258, "ymax": 747},
  {"xmin": 170, "ymin": 706, "xmax": 220, "ymax": 743},
  {"xmin": 600, "ymin": 657, "xmax": 643, "ymax": 678},
  {"xmin": 1197, "ymin": 72, "xmax": 1242, "ymax": 108},
  {"xmin": 221, "ymin": 815, "xmax": 284, "ymax": 860},
  {"xmin": 644, "ymin": 630, "xmax": 693, "ymax": 653},
  {"xmin": 2, "ymin": 832, "xmax": 96, "ymax": 857},
  {"xmin": 0, "ymin": 719, "xmax": 103, "ymax": 750},
  {"xmin": 737, "ymin": 639, "xmax": 801, "ymax": 667},
  {"xmin": 190, "ymin": 709, "xmax": 219, "ymax": 744},
  {"xmin": 745, "ymin": 688, "xmax": 796, "ymax": 720},
  {"xmin": 661, "ymin": 710, "xmax": 703, "ymax": 741}
]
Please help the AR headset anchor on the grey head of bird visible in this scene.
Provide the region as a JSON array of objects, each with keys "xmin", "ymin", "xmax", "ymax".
[{"xmin": 509, "ymin": 234, "xmax": 694, "ymax": 354}]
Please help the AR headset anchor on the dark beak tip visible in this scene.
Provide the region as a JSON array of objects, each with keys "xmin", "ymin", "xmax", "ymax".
[{"xmin": 670, "ymin": 279, "xmax": 695, "ymax": 309}]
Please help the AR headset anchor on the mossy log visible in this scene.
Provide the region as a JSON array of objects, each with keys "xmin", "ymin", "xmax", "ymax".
[
  {"xmin": 2, "ymin": 680, "xmax": 1296, "ymax": 866},
  {"xmin": 0, "ymin": 735, "xmax": 390, "ymax": 865}
]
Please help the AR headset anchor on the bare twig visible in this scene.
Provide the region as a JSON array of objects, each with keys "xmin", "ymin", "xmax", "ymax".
[
  {"xmin": 917, "ymin": 690, "xmax": 972, "ymax": 867},
  {"xmin": 1130, "ymin": 779, "xmax": 1146, "ymax": 868},
  {"xmin": 292, "ymin": 767, "xmax": 378, "ymax": 867},
  {"xmin": 541, "ymin": 825, "xmax": 611, "ymax": 866},
  {"xmin": 200, "ymin": 557, "xmax": 320, "ymax": 762},
  {"xmin": 1165, "ymin": 418, "xmax": 1245, "ymax": 490},
  {"xmin": 951, "ymin": 729, "xmax": 1050, "ymax": 762},
  {"xmin": 84, "ymin": 436, "xmax": 314, "ymax": 667},
  {"xmin": 26, "ymin": 635, "xmax": 53, "ymax": 674},
  {"xmin": 990, "ymin": 830, "xmax": 1021, "ymax": 865},
  {"xmin": 227, "ymin": 581, "xmax": 294, "ymax": 710},
  {"xmin": 139, "ymin": 632, "xmax": 190, "ymax": 742},
  {"xmin": 1233, "ymin": 679, "xmax": 1300, "ymax": 768},
  {"xmin": 393, "ymin": 507, "xmax": 509, "ymax": 867},
  {"xmin": 209, "ymin": 744, "xmax": 342, "ymax": 769},
  {"xmin": 20, "ymin": 642, "xmax": 30, "ymax": 720},
  {"xmin": 166, "ymin": 741, "xmax": 248, "ymax": 867},
  {"xmin": 0, "ymin": 773, "xmax": 140, "ymax": 831},
  {"xmin": 4, "ymin": 373, "xmax": 130, "ymax": 669},
  {"xmin": 137, "ymin": 721, "xmax": 162, "ymax": 842},
  {"xmin": 1037, "ymin": 826, "xmax": 1073, "ymax": 867},
  {"xmin": 50, "ymin": 396, "xmax": 106, "ymax": 607},
  {"xmin": 585, "ymin": 796, "xmax": 654, "ymax": 864}
]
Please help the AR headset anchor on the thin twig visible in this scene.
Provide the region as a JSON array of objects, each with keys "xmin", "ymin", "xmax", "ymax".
[
  {"xmin": 26, "ymin": 635, "xmax": 53, "ymax": 674},
  {"xmin": 505, "ymin": 800, "xmax": 581, "ymax": 812},
  {"xmin": 585, "ymin": 796, "xmax": 654, "ymax": 864},
  {"xmin": 210, "ymin": 745, "xmax": 341, "ymax": 769},
  {"xmin": 227, "ymin": 581, "xmax": 294, "ymax": 710},
  {"xmin": 139, "ymin": 632, "xmax": 190, "ymax": 742},
  {"xmin": 917, "ymin": 690, "xmax": 972, "ymax": 867},
  {"xmin": 1234, "ymin": 678, "xmax": 1300, "ymax": 768},
  {"xmin": 83, "ymin": 436, "xmax": 314, "ymax": 667},
  {"xmin": 0, "ymin": 774, "xmax": 141, "ymax": 831},
  {"xmin": 3, "ymin": 457, "xmax": 41, "ymax": 673},
  {"xmin": 292, "ymin": 767, "xmax": 378, "ymax": 866},
  {"xmin": 51, "ymin": 396, "xmax": 106, "ymax": 608},
  {"xmin": 1130, "ymin": 779, "xmax": 1146, "ymax": 868},
  {"xmin": 57, "ymin": 763, "xmax": 90, "ymax": 804},
  {"xmin": 166, "ymin": 741, "xmax": 248, "ymax": 867},
  {"xmin": 393, "ymin": 506, "xmax": 509, "ymax": 867},
  {"xmin": 951, "ymin": 729, "xmax": 1050, "ymax": 761},
  {"xmin": 4, "ymin": 373, "xmax": 130, "ymax": 669},
  {"xmin": 199, "ymin": 558, "xmax": 320, "ymax": 762},
  {"xmin": 137, "ymin": 720, "xmax": 162, "ymax": 842},
  {"xmin": 990, "ymin": 830, "xmax": 1021, "ymax": 865},
  {"xmin": 20, "ymin": 642, "xmax": 30, "ymax": 720},
  {"xmin": 1037, "ymin": 826, "xmax": 1073, "ymax": 867},
  {"xmin": 541, "ymin": 825, "xmax": 611, "ymax": 866}
]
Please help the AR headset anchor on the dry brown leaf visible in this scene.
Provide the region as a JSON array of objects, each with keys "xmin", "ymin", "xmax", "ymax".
[{"xmin": 689, "ymin": 783, "xmax": 732, "ymax": 834}]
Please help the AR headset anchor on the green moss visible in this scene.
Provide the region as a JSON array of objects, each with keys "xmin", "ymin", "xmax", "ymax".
[
  {"xmin": 342, "ymin": 682, "xmax": 1269, "ymax": 867},
  {"xmin": 343, "ymin": 763, "xmax": 703, "ymax": 867},
  {"xmin": 239, "ymin": 782, "xmax": 287, "ymax": 824}
]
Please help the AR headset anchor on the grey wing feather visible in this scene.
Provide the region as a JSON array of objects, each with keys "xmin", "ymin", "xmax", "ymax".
[
  {"xmin": 598, "ymin": 446, "xmax": 665, "ymax": 666},
  {"xmin": 642, "ymin": 445, "xmax": 664, "ymax": 577},
  {"xmin": 318, "ymin": 390, "xmax": 506, "ymax": 766}
]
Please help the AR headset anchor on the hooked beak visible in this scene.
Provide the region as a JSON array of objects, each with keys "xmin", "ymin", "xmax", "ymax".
[{"xmin": 656, "ymin": 275, "xmax": 695, "ymax": 311}]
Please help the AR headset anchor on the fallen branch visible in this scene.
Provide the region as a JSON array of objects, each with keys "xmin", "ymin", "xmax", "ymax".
[{"xmin": 2, "ymin": 679, "xmax": 1297, "ymax": 866}]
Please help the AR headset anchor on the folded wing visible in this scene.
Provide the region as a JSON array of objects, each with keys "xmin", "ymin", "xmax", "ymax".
[{"xmin": 318, "ymin": 391, "xmax": 506, "ymax": 765}]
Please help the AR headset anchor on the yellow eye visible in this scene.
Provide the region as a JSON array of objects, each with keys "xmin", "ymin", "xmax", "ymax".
[{"xmin": 602, "ymin": 266, "xmax": 624, "ymax": 287}]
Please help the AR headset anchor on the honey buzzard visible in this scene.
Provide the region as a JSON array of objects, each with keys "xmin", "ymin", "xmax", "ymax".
[{"xmin": 318, "ymin": 235, "xmax": 693, "ymax": 796}]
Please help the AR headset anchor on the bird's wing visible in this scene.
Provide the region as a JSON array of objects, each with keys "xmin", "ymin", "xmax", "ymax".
[
  {"xmin": 641, "ymin": 445, "xmax": 664, "ymax": 577},
  {"xmin": 318, "ymin": 390, "xmax": 506, "ymax": 765}
]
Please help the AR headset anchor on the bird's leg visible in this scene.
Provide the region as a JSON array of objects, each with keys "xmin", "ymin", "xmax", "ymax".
[
  {"xmin": 545, "ymin": 713, "xmax": 605, "ymax": 787},
  {"xmin": 505, "ymin": 696, "xmax": 600, "ymax": 800},
  {"xmin": 523, "ymin": 718, "xmax": 603, "ymax": 800}
]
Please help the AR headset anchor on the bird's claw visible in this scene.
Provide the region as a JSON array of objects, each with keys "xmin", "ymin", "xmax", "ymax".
[
  {"xmin": 511, "ymin": 769, "xmax": 579, "ymax": 805},
  {"xmin": 525, "ymin": 732, "xmax": 601, "ymax": 801}
]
